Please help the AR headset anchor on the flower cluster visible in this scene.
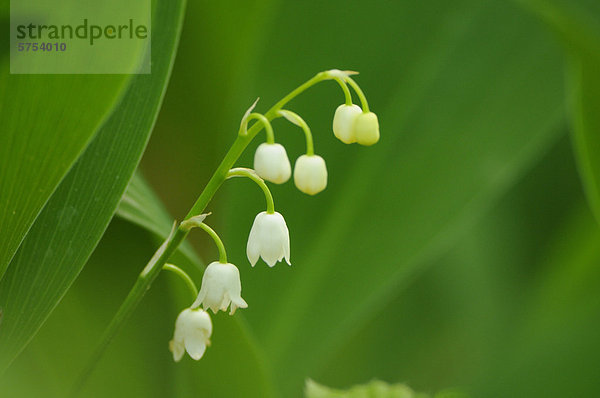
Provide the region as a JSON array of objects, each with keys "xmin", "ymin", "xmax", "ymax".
[{"xmin": 169, "ymin": 69, "xmax": 378, "ymax": 362}]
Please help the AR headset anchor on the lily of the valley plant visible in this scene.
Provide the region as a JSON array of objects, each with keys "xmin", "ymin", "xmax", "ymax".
[{"xmin": 75, "ymin": 69, "xmax": 379, "ymax": 389}]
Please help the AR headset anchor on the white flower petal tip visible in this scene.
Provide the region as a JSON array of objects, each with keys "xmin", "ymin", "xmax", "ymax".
[
  {"xmin": 294, "ymin": 154, "xmax": 328, "ymax": 195},
  {"xmin": 169, "ymin": 308, "xmax": 212, "ymax": 362},
  {"xmin": 254, "ymin": 143, "xmax": 292, "ymax": 184},
  {"xmin": 333, "ymin": 104, "xmax": 362, "ymax": 144},
  {"xmin": 248, "ymin": 253, "xmax": 259, "ymax": 267},
  {"xmin": 169, "ymin": 339, "xmax": 185, "ymax": 362},
  {"xmin": 193, "ymin": 262, "xmax": 248, "ymax": 315},
  {"xmin": 246, "ymin": 211, "xmax": 291, "ymax": 267},
  {"xmin": 354, "ymin": 112, "xmax": 380, "ymax": 146}
]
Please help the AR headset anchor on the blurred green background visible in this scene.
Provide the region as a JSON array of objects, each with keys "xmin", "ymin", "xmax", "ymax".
[{"xmin": 2, "ymin": 0, "xmax": 600, "ymax": 397}]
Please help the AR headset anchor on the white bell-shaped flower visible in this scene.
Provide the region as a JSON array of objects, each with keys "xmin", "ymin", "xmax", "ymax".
[
  {"xmin": 193, "ymin": 261, "xmax": 248, "ymax": 315},
  {"xmin": 254, "ymin": 143, "xmax": 292, "ymax": 184},
  {"xmin": 294, "ymin": 154, "xmax": 328, "ymax": 195},
  {"xmin": 169, "ymin": 308, "xmax": 212, "ymax": 362},
  {"xmin": 353, "ymin": 111, "xmax": 380, "ymax": 146},
  {"xmin": 247, "ymin": 211, "xmax": 291, "ymax": 267},
  {"xmin": 333, "ymin": 104, "xmax": 362, "ymax": 144}
]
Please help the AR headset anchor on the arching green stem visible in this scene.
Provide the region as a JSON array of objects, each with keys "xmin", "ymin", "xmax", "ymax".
[
  {"xmin": 227, "ymin": 168, "xmax": 275, "ymax": 214},
  {"xmin": 181, "ymin": 216, "xmax": 228, "ymax": 263},
  {"xmin": 334, "ymin": 77, "xmax": 353, "ymax": 106},
  {"xmin": 278, "ymin": 110, "xmax": 314, "ymax": 156},
  {"xmin": 163, "ymin": 263, "xmax": 198, "ymax": 299},
  {"xmin": 198, "ymin": 223, "xmax": 228, "ymax": 264},
  {"xmin": 241, "ymin": 113, "xmax": 275, "ymax": 144},
  {"xmin": 345, "ymin": 76, "xmax": 370, "ymax": 113},
  {"xmin": 269, "ymin": 71, "xmax": 328, "ymax": 113},
  {"xmin": 185, "ymin": 70, "xmax": 343, "ymax": 220}
]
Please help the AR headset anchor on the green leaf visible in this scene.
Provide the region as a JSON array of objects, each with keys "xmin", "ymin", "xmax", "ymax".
[
  {"xmin": 0, "ymin": 40, "xmax": 130, "ymax": 281},
  {"xmin": 115, "ymin": 173, "xmax": 275, "ymax": 398},
  {"xmin": 118, "ymin": 172, "xmax": 177, "ymax": 238},
  {"xmin": 514, "ymin": 0, "xmax": 600, "ymax": 224},
  {"xmin": 0, "ymin": 0, "xmax": 187, "ymax": 373},
  {"xmin": 305, "ymin": 379, "xmax": 430, "ymax": 398},
  {"xmin": 570, "ymin": 58, "xmax": 600, "ymax": 223},
  {"xmin": 218, "ymin": 1, "xmax": 567, "ymax": 394}
]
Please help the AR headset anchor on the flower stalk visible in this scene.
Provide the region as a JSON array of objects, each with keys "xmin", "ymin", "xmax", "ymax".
[
  {"xmin": 242, "ymin": 112, "xmax": 275, "ymax": 144},
  {"xmin": 163, "ymin": 263, "xmax": 199, "ymax": 299},
  {"xmin": 227, "ymin": 168, "xmax": 275, "ymax": 214},
  {"xmin": 197, "ymin": 222, "xmax": 228, "ymax": 264},
  {"xmin": 278, "ymin": 109, "xmax": 314, "ymax": 156},
  {"xmin": 72, "ymin": 69, "xmax": 377, "ymax": 395},
  {"xmin": 333, "ymin": 77, "xmax": 353, "ymax": 106},
  {"xmin": 345, "ymin": 76, "xmax": 370, "ymax": 113}
]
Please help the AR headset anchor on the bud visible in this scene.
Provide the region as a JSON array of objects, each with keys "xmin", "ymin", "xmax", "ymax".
[
  {"xmin": 333, "ymin": 104, "xmax": 362, "ymax": 144},
  {"xmin": 353, "ymin": 112, "xmax": 380, "ymax": 146},
  {"xmin": 253, "ymin": 143, "xmax": 292, "ymax": 184},
  {"xmin": 294, "ymin": 154, "xmax": 327, "ymax": 195}
]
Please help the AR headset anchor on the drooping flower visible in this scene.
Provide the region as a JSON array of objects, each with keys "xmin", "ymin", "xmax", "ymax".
[
  {"xmin": 247, "ymin": 211, "xmax": 291, "ymax": 267},
  {"xmin": 293, "ymin": 154, "xmax": 328, "ymax": 195},
  {"xmin": 193, "ymin": 261, "xmax": 248, "ymax": 315},
  {"xmin": 254, "ymin": 143, "xmax": 292, "ymax": 184},
  {"xmin": 333, "ymin": 104, "xmax": 362, "ymax": 144},
  {"xmin": 353, "ymin": 112, "xmax": 380, "ymax": 146},
  {"xmin": 169, "ymin": 308, "xmax": 212, "ymax": 362}
]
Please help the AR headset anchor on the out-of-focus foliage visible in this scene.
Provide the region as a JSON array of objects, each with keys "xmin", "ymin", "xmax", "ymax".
[
  {"xmin": 305, "ymin": 379, "xmax": 467, "ymax": 398},
  {"xmin": 305, "ymin": 379, "xmax": 430, "ymax": 398},
  {"xmin": 222, "ymin": 0, "xmax": 566, "ymax": 395},
  {"xmin": 517, "ymin": 0, "xmax": 600, "ymax": 224},
  {"xmin": 1, "ymin": 0, "xmax": 600, "ymax": 397},
  {"xmin": 570, "ymin": 59, "xmax": 600, "ymax": 223}
]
